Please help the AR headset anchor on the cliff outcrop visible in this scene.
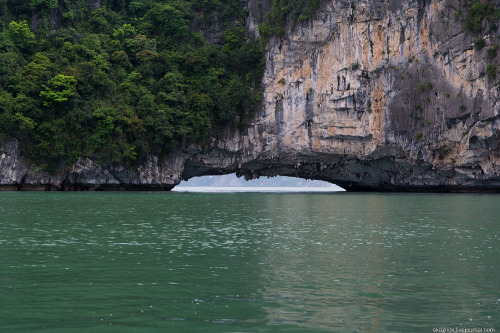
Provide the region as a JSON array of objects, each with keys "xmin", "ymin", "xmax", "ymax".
[{"xmin": 2, "ymin": 0, "xmax": 500, "ymax": 191}]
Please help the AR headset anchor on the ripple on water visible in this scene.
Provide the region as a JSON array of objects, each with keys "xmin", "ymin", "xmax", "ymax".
[{"xmin": 0, "ymin": 192, "xmax": 499, "ymax": 331}]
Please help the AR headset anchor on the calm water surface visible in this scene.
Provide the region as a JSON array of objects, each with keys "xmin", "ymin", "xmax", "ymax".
[{"xmin": 0, "ymin": 192, "xmax": 499, "ymax": 332}]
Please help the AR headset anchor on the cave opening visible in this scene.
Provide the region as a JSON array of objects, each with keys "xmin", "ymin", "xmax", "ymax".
[{"xmin": 173, "ymin": 174, "xmax": 345, "ymax": 192}]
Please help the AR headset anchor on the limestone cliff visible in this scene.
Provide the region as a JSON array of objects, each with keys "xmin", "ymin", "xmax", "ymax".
[{"xmin": 2, "ymin": 0, "xmax": 500, "ymax": 191}]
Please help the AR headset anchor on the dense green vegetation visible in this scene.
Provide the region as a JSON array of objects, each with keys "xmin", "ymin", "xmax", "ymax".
[
  {"xmin": 258, "ymin": 0, "xmax": 321, "ymax": 38},
  {"xmin": 461, "ymin": 0, "xmax": 499, "ymax": 33},
  {"xmin": 0, "ymin": 0, "xmax": 267, "ymax": 170}
]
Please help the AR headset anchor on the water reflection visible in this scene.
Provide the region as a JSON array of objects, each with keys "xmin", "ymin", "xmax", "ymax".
[
  {"xmin": 254, "ymin": 194, "xmax": 500, "ymax": 331},
  {"xmin": 0, "ymin": 192, "xmax": 498, "ymax": 332},
  {"xmin": 253, "ymin": 194, "xmax": 387, "ymax": 331}
]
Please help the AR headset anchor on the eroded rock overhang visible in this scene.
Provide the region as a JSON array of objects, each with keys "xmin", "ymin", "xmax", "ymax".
[{"xmin": 181, "ymin": 0, "xmax": 500, "ymax": 192}]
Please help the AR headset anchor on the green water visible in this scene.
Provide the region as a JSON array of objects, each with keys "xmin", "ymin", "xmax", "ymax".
[{"xmin": 0, "ymin": 192, "xmax": 498, "ymax": 332}]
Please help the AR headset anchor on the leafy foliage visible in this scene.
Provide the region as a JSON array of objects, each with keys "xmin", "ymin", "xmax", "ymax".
[
  {"xmin": 461, "ymin": 0, "xmax": 499, "ymax": 33},
  {"xmin": 8, "ymin": 20, "xmax": 35, "ymax": 53},
  {"xmin": 486, "ymin": 64, "xmax": 497, "ymax": 79},
  {"xmin": 474, "ymin": 37, "xmax": 485, "ymax": 50},
  {"xmin": 29, "ymin": 0, "xmax": 58, "ymax": 13},
  {"xmin": 259, "ymin": 0, "xmax": 321, "ymax": 38},
  {"xmin": 0, "ymin": 0, "xmax": 266, "ymax": 169}
]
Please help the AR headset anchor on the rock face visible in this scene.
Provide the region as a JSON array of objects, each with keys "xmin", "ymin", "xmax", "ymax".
[{"xmin": 2, "ymin": 0, "xmax": 500, "ymax": 191}]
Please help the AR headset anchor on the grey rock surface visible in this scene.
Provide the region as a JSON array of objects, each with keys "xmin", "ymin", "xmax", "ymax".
[{"xmin": 2, "ymin": 0, "xmax": 500, "ymax": 192}]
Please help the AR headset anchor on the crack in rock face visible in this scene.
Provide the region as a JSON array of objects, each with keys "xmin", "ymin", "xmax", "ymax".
[{"xmin": 1, "ymin": 0, "xmax": 500, "ymax": 192}]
